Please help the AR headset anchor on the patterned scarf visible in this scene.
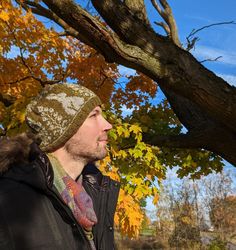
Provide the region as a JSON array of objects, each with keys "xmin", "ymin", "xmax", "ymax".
[{"xmin": 47, "ymin": 154, "xmax": 98, "ymax": 231}]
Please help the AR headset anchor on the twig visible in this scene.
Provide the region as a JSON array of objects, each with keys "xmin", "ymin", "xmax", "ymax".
[
  {"xmin": 186, "ymin": 21, "xmax": 236, "ymax": 51},
  {"xmin": 200, "ymin": 56, "xmax": 222, "ymax": 64},
  {"xmin": 187, "ymin": 21, "xmax": 236, "ymax": 40}
]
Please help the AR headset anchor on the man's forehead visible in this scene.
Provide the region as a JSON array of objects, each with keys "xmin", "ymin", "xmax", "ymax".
[{"xmin": 90, "ymin": 106, "xmax": 102, "ymax": 112}]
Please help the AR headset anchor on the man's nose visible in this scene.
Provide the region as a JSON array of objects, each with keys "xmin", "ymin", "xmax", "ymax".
[{"xmin": 103, "ymin": 117, "xmax": 112, "ymax": 131}]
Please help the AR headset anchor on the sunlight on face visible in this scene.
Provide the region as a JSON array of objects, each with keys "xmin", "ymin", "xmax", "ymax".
[{"xmin": 64, "ymin": 106, "xmax": 112, "ymax": 163}]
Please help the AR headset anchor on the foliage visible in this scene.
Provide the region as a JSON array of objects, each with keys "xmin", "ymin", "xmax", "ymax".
[
  {"xmin": 152, "ymin": 171, "xmax": 236, "ymax": 248},
  {"xmin": 169, "ymin": 225, "xmax": 201, "ymax": 248},
  {"xmin": 128, "ymin": 102, "xmax": 224, "ymax": 178},
  {"xmin": 0, "ymin": 0, "xmax": 118, "ymax": 135},
  {"xmin": 100, "ymin": 113, "xmax": 163, "ymax": 237},
  {"xmin": 208, "ymin": 238, "xmax": 227, "ymax": 250}
]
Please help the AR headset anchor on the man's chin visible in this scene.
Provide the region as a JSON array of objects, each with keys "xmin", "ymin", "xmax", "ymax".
[{"xmin": 96, "ymin": 148, "xmax": 108, "ymax": 160}]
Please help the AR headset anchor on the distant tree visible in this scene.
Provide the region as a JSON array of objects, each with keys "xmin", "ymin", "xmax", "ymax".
[
  {"xmin": 168, "ymin": 183, "xmax": 201, "ymax": 249},
  {"xmin": 154, "ymin": 171, "xmax": 236, "ymax": 248},
  {"xmin": 210, "ymin": 195, "xmax": 236, "ymax": 234}
]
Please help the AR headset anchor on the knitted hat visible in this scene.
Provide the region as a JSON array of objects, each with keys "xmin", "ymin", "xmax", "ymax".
[{"xmin": 26, "ymin": 83, "xmax": 101, "ymax": 152}]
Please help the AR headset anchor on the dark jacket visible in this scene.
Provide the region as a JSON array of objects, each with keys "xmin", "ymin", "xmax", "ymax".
[{"xmin": 0, "ymin": 136, "xmax": 120, "ymax": 250}]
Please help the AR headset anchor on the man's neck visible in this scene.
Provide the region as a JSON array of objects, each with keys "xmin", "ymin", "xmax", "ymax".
[{"xmin": 51, "ymin": 148, "xmax": 85, "ymax": 180}]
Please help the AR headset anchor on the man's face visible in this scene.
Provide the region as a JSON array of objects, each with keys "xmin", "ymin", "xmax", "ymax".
[{"xmin": 64, "ymin": 106, "xmax": 112, "ymax": 163}]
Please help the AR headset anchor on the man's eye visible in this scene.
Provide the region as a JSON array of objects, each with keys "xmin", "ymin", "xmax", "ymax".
[{"xmin": 90, "ymin": 113, "xmax": 97, "ymax": 117}]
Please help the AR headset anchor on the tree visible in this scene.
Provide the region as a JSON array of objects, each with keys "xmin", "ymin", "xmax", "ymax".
[
  {"xmin": 14, "ymin": 0, "xmax": 236, "ymax": 166},
  {"xmin": 210, "ymin": 195, "xmax": 236, "ymax": 234},
  {"xmin": 197, "ymin": 171, "xmax": 236, "ymax": 244},
  {"xmin": 200, "ymin": 171, "xmax": 236, "ymax": 238},
  {"xmin": 168, "ymin": 181, "xmax": 201, "ymax": 249}
]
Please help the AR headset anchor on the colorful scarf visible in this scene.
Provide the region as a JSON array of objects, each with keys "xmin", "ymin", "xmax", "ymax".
[{"xmin": 47, "ymin": 154, "xmax": 98, "ymax": 231}]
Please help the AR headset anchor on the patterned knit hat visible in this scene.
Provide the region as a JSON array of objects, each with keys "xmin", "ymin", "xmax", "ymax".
[{"xmin": 26, "ymin": 83, "xmax": 101, "ymax": 152}]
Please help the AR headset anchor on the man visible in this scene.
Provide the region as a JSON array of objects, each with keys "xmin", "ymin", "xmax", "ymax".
[{"xmin": 0, "ymin": 83, "xmax": 120, "ymax": 250}]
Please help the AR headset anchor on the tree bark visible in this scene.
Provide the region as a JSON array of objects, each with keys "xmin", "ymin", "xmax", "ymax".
[{"xmin": 20, "ymin": 0, "xmax": 236, "ymax": 166}]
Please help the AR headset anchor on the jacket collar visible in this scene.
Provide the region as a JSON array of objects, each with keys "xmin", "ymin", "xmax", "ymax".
[
  {"xmin": 1, "ymin": 144, "xmax": 54, "ymax": 191},
  {"xmin": 1, "ymin": 141, "xmax": 108, "ymax": 191}
]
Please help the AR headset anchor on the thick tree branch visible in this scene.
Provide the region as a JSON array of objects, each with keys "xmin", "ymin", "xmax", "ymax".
[
  {"xmin": 154, "ymin": 21, "xmax": 170, "ymax": 35},
  {"xmin": 145, "ymin": 132, "xmax": 206, "ymax": 149},
  {"xmin": 124, "ymin": 0, "xmax": 150, "ymax": 27},
  {"xmin": 89, "ymin": 0, "xmax": 236, "ymax": 134},
  {"xmin": 144, "ymin": 124, "xmax": 236, "ymax": 166},
  {"xmin": 151, "ymin": 0, "xmax": 181, "ymax": 47}
]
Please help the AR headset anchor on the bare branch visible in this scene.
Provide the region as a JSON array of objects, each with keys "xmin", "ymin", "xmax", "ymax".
[
  {"xmin": 15, "ymin": 0, "xmax": 53, "ymax": 19},
  {"xmin": 186, "ymin": 21, "xmax": 236, "ymax": 51},
  {"xmin": 151, "ymin": 0, "xmax": 162, "ymax": 16},
  {"xmin": 200, "ymin": 56, "xmax": 223, "ymax": 64},
  {"xmin": 151, "ymin": 0, "xmax": 181, "ymax": 47},
  {"xmin": 0, "ymin": 76, "xmax": 32, "ymax": 85},
  {"xmin": 154, "ymin": 21, "xmax": 170, "ymax": 35},
  {"xmin": 187, "ymin": 21, "xmax": 236, "ymax": 40},
  {"xmin": 186, "ymin": 37, "xmax": 200, "ymax": 51}
]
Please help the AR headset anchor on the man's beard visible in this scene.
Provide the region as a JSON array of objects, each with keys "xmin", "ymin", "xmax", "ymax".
[{"xmin": 64, "ymin": 138, "xmax": 107, "ymax": 164}]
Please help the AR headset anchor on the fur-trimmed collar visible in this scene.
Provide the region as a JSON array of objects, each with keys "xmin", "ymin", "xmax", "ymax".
[{"xmin": 0, "ymin": 133, "xmax": 35, "ymax": 174}]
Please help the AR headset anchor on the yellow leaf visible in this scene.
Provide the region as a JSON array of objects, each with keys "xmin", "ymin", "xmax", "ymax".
[
  {"xmin": 129, "ymin": 124, "xmax": 142, "ymax": 134},
  {"xmin": 145, "ymin": 151, "xmax": 153, "ymax": 162},
  {"xmin": 117, "ymin": 126, "xmax": 124, "ymax": 136},
  {"xmin": 153, "ymin": 194, "xmax": 159, "ymax": 205},
  {"xmin": 133, "ymin": 149, "xmax": 142, "ymax": 158},
  {"xmin": 0, "ymin": 11, "xmax": 10, "ymax": 22},
  {"xmin": 118, "ymin": 150, "xmax": 127, "ymax": 158},
  {"xmin": 17, "ymin": 111, "xmax": 25, "ymax": 123},
  {"xmin": 123, "ymin": 128, "xmax": 130, "ymax": 138}
]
